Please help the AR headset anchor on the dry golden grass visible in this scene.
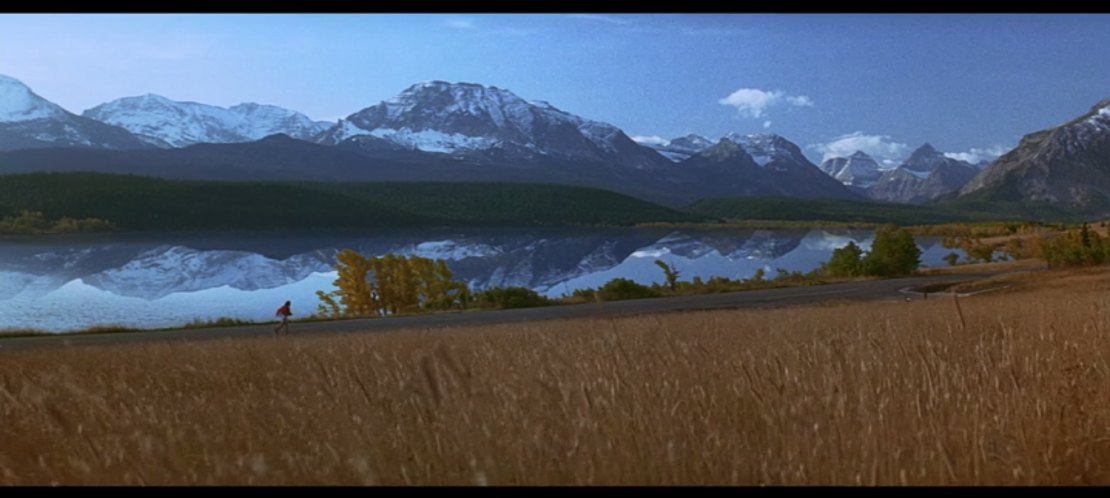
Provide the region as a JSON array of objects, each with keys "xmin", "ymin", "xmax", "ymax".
[
  {"xmin": 3, "ymin": 267, "xmax": 1110, "ymax": 485},
  {"xmin": 914, "ymin": 258, "xmax": 1045, "ymax": 276}
]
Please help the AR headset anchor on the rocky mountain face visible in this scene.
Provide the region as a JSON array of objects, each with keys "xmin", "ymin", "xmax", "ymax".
[
  {"xmin": 818, "ymin": 150, "xmax": 885, "ymax": 189},
  {"xmin": 313, "ymin": 80, "xmax": 673, "ymax": 172},
  {"xmin": 954, "ymin": 97, "xmax": 1110, "ymax": 214},
  {"xmin": 0, "ymin": 76, "xmax": 872, "ymax": 206},
  {"xmin": 866, "ymin": 143, "xmax": 980, "ymax": 204},
  {"xmin": 82, "ymin": 94, "xmax": 334, "ymax": 147},
  {"xmin": 639, "ymin": 134, "xmax": 717, "ymax": 162},
  {"xmin": 0, "ymin": 74, "xmax": 153, "ymax": 151},
  {"xmin": 673, "ymin": 136, "xmax": 863, "ymax": 200}
]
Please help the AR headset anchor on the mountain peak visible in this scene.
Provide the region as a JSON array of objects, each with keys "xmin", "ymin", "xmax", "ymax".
[
  {"xmin": 0, "ymin": 74, "xmax": 27, "ymax": 87},
  {"xmin": 901, "ymin": 143, "xmax": 945, "ymax": 170},
  {"xmin": 0, "ymin": 74, "xmax": 69, "ymax": 123},
  {"xmin": 698, "ymin": 137, "xmax": 744, "ymax": 161},
  {"xmin": 721, "ymin": 132, "xmax": 808, "ymax": 168},
  {"xmin": 82, "ymin": 94, "xmax": 332, "ymax": 147},
  {"xmin": 639, "ymin": 133, "xmax": 716, "ymax": 163},
  {"xmin": 819, "ymin": 150, "xmax": 883, "ymax": 188},
  {"xmin": 314, "ymin": 81, "xmax": 668, "ymax": 171},
  {"xmin": 955, "ymin": 95, "xmax": 1110, "ymax": 211}
]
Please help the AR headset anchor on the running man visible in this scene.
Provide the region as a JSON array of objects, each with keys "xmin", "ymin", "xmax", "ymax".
[{"xmin": 274, "ymin": 300, "xmax": 292, "ymax": 335}]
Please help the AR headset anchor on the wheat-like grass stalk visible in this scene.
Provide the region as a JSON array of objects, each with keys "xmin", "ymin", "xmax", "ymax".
[{"xmin": 2, "ymin": 268, "xmax": 1110, "ymax": 485}]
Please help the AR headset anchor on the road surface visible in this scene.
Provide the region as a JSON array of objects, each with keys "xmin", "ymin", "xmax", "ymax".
[{"xmin": 0, "ymin": 268, "xmax": 1031, "ymax": 353}]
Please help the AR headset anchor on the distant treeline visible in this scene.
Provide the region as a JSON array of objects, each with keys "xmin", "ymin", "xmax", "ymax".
[
  {"xmin": 684, "ymin": 196, "xmax": 1087, "ymax": 225},
  {"xmin": 0, "ymin": 210, "xmax": 114, "ymax": 235},
  {"xmin": 0, "ymin": 172, "xmax": 707, "ymax": 234},
  {"xmin": 0, "ymin": 172, "xmax": 1086, "ymax": 236}
]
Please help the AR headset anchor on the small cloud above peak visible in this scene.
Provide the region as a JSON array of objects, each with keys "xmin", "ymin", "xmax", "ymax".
[
  {"xmin": 808, "ymin": 131, "xmax": 910, "ymax": 166},
  {"xmin": 719, "ymin": 88, "xmax": 814, "ymax": 119}
]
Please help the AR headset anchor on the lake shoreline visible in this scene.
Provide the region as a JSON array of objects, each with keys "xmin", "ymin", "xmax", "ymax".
[{"xmin": 0, "ymin": 227, "xmax": 968, "ymax": 333}]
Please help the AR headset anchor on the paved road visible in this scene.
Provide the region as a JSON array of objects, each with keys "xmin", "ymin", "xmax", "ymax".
[{"xmin": 0, "ymin": 268, "xmax": 1032, "ymax": 353}]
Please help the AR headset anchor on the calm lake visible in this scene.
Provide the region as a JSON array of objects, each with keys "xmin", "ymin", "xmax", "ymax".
[{"xmin": 0, "ymin": 227, "xmax": 966, "ymax": 333}]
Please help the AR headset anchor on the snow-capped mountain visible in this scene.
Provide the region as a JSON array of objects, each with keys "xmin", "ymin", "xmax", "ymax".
[
  {"xmin": 0, "ymin": 74, "xmax": 69, "ymax": 123},
  {"xmin": 312, "ymin": 80, "xmax": 671, "ymax": 171},
  {"xmin": 80, "ymin": 246, "xmax": 333, "ymax": 300},
  {"xmin": 673, "ymin": 136, "xmax": 863, "ymax": 200},
  {"xmin": 638, "ymin": 134, "xmax": 717, "ymax": 162},
  {"xmin": 643, "ymin": 132, "xmax": 829, "ymax": 171},
  {"xmin": 818, "ymin": 150, "xmax": 884, "ymax": 189},
  {"xmin": 82, "ymin": 95, "xmax": 334, "ymax": 148},
  {"xmin": 0, "ymin": 74, "xmax": 152, "ymax": 151},
  {"xmin": 867, "ymin": 143, "xmax": 980, "ymax": 204},
  {"xmin": 954, "ymin": 97, "xmax": 1110, "ymax": 214},
  {"xmin": 721, "ymin": 132, "xmax": 814, "ymax": 170}
]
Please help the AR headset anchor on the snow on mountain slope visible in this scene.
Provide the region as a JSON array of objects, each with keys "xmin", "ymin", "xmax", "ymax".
[
  {"xmin": 313, "ymin": 80, "xmax": 670, "ymax": 170},
  {"xmin": 0, "ymin": 74, "xmax": 152, "ymax": 151},
  {"xmin": 722, "ymin": 132, "xmax": 813, "ymax": 169},
  {"xmin": 818, "ymin": 150, "xmax": 884, "ymax": 188},
  {"xmin": 637, "ymin": 134, "xmax": 717, "ymax": 162},
  {"xmin": 867, "ymin": 143, "xmax": 980, "ymax": 203},
  {"xmin": 79, "ymin": 246, "xmax": 334, "ymax": 300},
  {"xmin": 954, "ymin": 97, "xmax": 1110, "ymax": 212},
  {"xmin": 82, "ymin": 94, "xmax": 334, "ymax": 147},
  {"xmin": 0, "ymin": 74, "xmax": 70, "ymax": 122},
  {"xmin": 542, "ymin": 229, "xmax": 847, "ymax": 297}
]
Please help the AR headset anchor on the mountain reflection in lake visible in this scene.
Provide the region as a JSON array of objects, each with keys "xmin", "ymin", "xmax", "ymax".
[{"xmin": 0, "ymin": 228, "xmax": 966, "ymax": 333}]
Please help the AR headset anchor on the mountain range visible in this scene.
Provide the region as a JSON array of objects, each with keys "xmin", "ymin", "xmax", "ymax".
[
  {"xmin": 2, "ymin": 73, "xmax": 1108, "ymax": 215},
  {"xmin": 951, "ymin": 97, "xmax": 1110, "ymax": 212}
]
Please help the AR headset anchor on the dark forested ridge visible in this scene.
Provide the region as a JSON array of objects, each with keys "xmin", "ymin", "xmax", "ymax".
[
  {"xmin": 685, "ymin": 196, "xmax": 1087, "ymax": 225},
  {"xmin": 0, "ymin": 172, "xmax": 708, "ymax": 233}
]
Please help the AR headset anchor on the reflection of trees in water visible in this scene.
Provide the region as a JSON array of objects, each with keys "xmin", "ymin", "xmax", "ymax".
[{"xmin": 0, "ymin": 228, "xmax": 862, "ymax": 301}]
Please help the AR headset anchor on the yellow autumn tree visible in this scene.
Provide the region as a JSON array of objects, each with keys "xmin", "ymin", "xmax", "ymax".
[
  {"xmin": 411, "ymin": 256, "xmax": 469, "ymax": 311},
  {"xmin": 317, "ymin": 250, "xmax": 470, "ymax": 318},
  {"xmin": 316, "ymin": 249, "xmax": 378, "ymax": 318}
]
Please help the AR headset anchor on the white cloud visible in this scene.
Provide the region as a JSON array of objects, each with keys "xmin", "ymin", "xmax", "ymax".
[
  {"xmin": 567, "ymin": 14, "xmax": 634, "ymax": 25},
  {"xmin": 446, "ymin": 19, "xmax": 477, "ymax": 30},
  {"xmin": 631, "ymin": 135, "xmax": 669, "ymax": 146},
  {"xmin": 718, "ymin": 88, "xmax": 814, "ymax": 119},
  {"xmin": 444, "ymin": 18, "xmax": 536, "ymax": 37},
  {"xmin": 492, "ymin": 27, "xmax": 537, "ymax": 37},
  {"xmin": 944, "ymin": 145, "xmax": 1012, "ymax": 165},
  {"xmin": 808, "ymin": 132, "xmax": 911, "ymax": 166},
  {"xmin": 762, "ymin": 121, "xmax": 772, "ymax": 129},
  {"xmin": 785, "ymin": 95, "xmax": 814, "ymax": 107},
  {"xmin": 678, "ymin": 25, "xmax": 754, "ymax": 38}
]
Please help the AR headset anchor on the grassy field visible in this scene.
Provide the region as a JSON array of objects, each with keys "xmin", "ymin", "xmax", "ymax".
[{"xmin": 2, "ymin": 264, "xmax": 1110, "ymax": 485}]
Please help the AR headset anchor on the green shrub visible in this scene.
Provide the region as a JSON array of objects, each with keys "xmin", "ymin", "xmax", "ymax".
[
  {"xmin": 474, "ymin": 286, "xmax": 553, "ymax": 309},
  {"xmin": 822, "ymin": 241, "xmax": 864, "ymax": 277},
  {"xmin": 859, "ymin": 224, "xmax": 922, "ymax": 277},
  {"xmin": 596, "ymin": 278, "xmax": 661, "ymax": 301}
]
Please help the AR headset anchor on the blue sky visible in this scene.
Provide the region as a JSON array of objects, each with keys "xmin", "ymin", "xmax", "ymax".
[{"xmin": 2, "ymin": 13, "xmax": 1108, "ymax": 166}]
